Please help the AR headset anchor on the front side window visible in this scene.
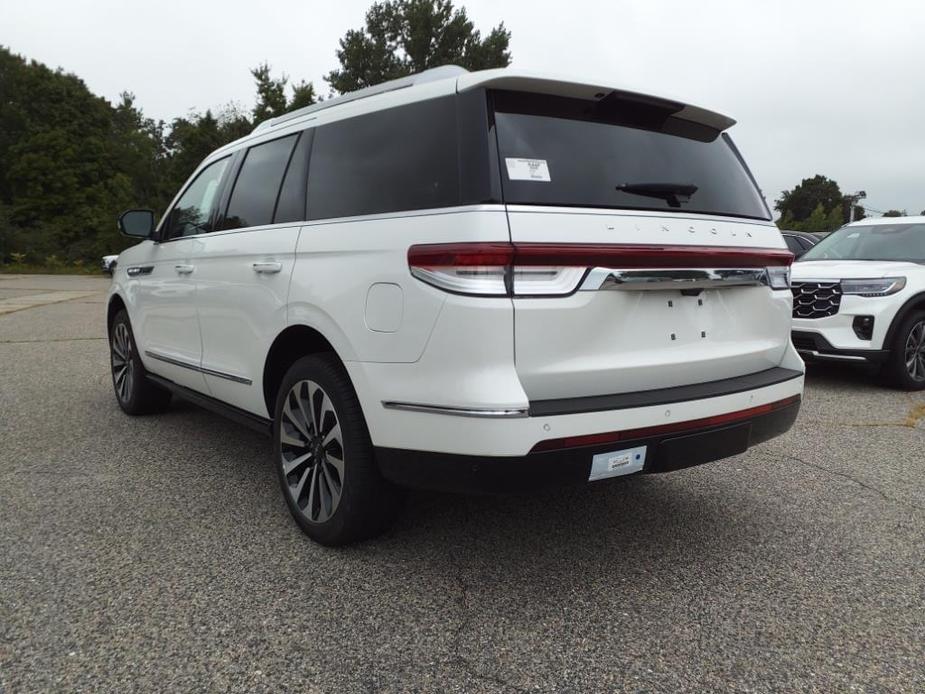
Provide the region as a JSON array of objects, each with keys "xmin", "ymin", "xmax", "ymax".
[
  {"xmin": 307, "ymin": 96, "xmax": 459, "ymax": 220},
  {"xmin": 800, "ymin": 223, "xmax": 925, "ymax": 262},
  {"xmin": 493, "ymin": 90, "xmax": 770, "ymax": 220},
  {"xmin": 223, "ymin": 134, "xmax": 299, "ymax": 230},
  {"xmin": 163, "ymin": 157, "xmax": 230, "ymax": 240}
]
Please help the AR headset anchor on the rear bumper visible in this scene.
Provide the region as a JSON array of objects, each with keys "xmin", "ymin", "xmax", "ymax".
[
  {"xmin": 376, "ymin": 398, "xmax": 800, "ymax": 493},
  {"xmin": 791, "ymin": 330, "xmax": 889, "ymax": 364}
]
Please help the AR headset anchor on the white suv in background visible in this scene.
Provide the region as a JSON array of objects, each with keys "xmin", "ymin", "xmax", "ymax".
[
  {"xmin": 108, "ymin": 66, "xmax": 804, "ymax": 545},
  {"xmin": 791, "ymin": 216, "xmax": 925, "ymax": 389}
]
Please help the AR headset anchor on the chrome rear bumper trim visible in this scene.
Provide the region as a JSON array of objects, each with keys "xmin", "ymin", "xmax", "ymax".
[
  {"xmin": 382, "ymin": 401, "xmax": 529, "ymax": 418},
  {"xmin": 797, "ymin": 349, "xmax": 869, "ymax": 362},
  {"xmin": 580, "ymin": 267, "xmax": 769, "ymax": 291}
]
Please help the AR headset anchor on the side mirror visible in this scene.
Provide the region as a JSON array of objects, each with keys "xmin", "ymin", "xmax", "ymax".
[{"xmin": 118, "ymin": 209, "xmax": 156, "ymax": 238}]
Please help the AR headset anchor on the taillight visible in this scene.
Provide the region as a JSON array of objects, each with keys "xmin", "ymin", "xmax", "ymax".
[
  {"xmin": 407, "ymin": 243, "xmax": 794, "ymax": 297},
  {"xmin": 407, "ymin": 243, "xmax": 513, "ymax": 296}
]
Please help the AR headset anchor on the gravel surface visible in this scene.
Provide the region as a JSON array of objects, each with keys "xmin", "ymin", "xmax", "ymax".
[{"xmin": 1, "ymin": 275, "xmax": 923, "ymax": 692}]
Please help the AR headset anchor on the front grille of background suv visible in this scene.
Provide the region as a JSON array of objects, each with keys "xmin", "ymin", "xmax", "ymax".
[{"xmin": 791, "ymin": 281, "xmax": 842, "ymax": 319}]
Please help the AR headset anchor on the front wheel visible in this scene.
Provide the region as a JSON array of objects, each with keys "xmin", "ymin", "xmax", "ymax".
[
  {"xmin": 109, "ymin": 309, "xmax": 172, "ymax": 414},
  {"xmin": 273, "ymin": 354, "xmax": 400, "ymax": 545},
  {"xmin": 885, "ymin": 310, "xmax": 925, "ymax": 390}
]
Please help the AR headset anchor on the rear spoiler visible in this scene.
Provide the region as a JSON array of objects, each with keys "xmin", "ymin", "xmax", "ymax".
[{"xmin": 456, "ymin": 69, "xmax": 736, "ymax": 132}]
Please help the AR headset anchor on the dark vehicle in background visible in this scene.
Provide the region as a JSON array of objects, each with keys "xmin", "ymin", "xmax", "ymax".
[{"xmin": 781, "ymin": 230, "xmax": 819, "ymax": 258}]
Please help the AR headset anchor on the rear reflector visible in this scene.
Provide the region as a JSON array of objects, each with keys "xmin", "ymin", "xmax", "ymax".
[
  {"xmin": 530, "ymin": 395, "xmax": 801, "ymax": 453},
  {"xmin": 408, "ymin": 242, "xmax": 794, "ymax": 297}
]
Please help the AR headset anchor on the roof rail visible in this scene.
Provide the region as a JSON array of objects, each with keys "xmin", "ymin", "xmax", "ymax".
[{"xmin": 252, "ymin": 65, "xmax": 468, "ymax": 134}]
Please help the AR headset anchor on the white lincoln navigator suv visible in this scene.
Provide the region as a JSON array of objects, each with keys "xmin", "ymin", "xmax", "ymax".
[
  {"xmin": 791, "ymin": 216, "xmax": 925, "ymax": 389},
  {"xmin": 108, "ymin": 66, "xmax": 804, "ymax": 545}
]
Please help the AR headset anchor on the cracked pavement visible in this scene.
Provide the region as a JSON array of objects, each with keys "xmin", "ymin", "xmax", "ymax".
[{"xmin": 1, "ymin": 275, "xmax": 923, "ymax": 692}]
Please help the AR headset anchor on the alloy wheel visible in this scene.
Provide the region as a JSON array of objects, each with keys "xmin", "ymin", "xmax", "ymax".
[
  {"xmin": 905, "ymin": 320, "xmax": 925, "ymax": 381},
  {"xmin": 111, "ymin": 323, "xmax": 134, "ymax": 402},
  {"xmin": 279, "ymin": 379, "xmax": 345, "ymax": 523}
]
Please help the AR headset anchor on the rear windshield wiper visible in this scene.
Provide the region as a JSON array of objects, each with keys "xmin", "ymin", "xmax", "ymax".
[{"xmin": 615, "ymin": 182, "xmax": 698, "ymax": 208}]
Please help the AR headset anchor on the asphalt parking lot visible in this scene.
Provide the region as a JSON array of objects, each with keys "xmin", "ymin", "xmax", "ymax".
[{"xmin": 1, "ymin": 274, "xmax": 923, "ymax": 693}]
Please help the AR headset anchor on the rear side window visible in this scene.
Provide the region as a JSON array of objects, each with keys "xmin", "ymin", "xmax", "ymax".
[
  {"xmin": 224, "ymin": 134, "xmax": 298, "ymax": 229},
  {"xmin": 493, "ymin": 90, "xmax": 770, "ymax": 220},
  {"xmin": 307, "ymin": 96, "xmax": 459, "ymax": 220},
  {"xmin": 274, "ymin": 130, "xmax": 312, "ymax": 224}
]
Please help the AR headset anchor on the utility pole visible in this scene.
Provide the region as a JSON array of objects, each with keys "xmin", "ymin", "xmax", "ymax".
[{"xmin": 847, "ymin": 190, "xmax": 866, "ymax": 222}]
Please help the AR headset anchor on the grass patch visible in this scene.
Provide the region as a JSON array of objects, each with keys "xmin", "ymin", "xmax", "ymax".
[{"xmin": 0, "ymin": 264, "xmax": 104, "ymax": 275}]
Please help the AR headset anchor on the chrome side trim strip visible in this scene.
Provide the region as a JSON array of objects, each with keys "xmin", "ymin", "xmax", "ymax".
[
  {"xmin": 382, "ymin": 401, "xmax": 529, "ymax": 418},
  {"xmin": 580, "ymin": 267, "xmax": 769, "ymax": 291},
  {"xmin": 797, "ymin": 349, "xmax": 868, "ymax": 362},
  {"xmin": 145, "ymin": 350, "xmax": 252, "ymax": 385}
]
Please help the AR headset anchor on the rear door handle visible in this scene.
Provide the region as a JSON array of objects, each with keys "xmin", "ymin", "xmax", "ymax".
[
  {"xmin": 252, "ymin": 262, "xmax": 282, "ymax": 274},
  {"xmin": 175, "ymin": 264, "xmax": 195, "ymax": 275}
]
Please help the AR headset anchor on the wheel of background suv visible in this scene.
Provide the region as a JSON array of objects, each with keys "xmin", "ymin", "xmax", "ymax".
[
  {"xmin": 885, "ymin": 310, "xmax": 925, "ymax": 391},
  {"xmin": 273, "ymin": 353, "xmax": 400, "ymax": 546},
  {"xmin": 109, "ymin": 309, "xmax": 172, "ymax": 414}
]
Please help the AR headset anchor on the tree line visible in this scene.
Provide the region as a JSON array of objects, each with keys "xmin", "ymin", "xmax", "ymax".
[
  {"xmin": 0, "ymin": 0, "xmax": 510, "ymax": 266},
  {"xmin": 774, "ymin": 174, "xmax": 922, "ymax": 234},
  {"xmin": 1, "ymin": 0, "xmax": 917, "ymax": 268}
]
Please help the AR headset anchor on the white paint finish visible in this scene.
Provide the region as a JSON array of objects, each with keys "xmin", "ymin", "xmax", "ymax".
[
  {"xmin": 289, "ymin": 207, "xmax": 510, "ymax": 364},
  {"xmin": 792, "ymin": 259, "xmax": 925, "ymax": 351},
  {"xmin": 455, "ymin": 69, "xmax": 736, "ymax": 130},
  {"xmin": 505, "ymin": 207, "xmax": 782, "ymax": 247},
  {"xmin": 105, "ymin": 66, "xmax": 808, "ymax": 464},
  {"xmin": 507, "ymin": 208, "xmax": 793, "ymax": 400},
  {"xmin": 350, "ymin": 292, "xmax": 524, "ymax": 412},
  {"xmin": 349, "ymin": 364, "xmax": 803, "ymax": 457},
  {"xmin": 514, "ymin": 287, "xmax": 793, "ymax": 400},
  {"xmin": 365, "ymin": 283, "xmax": 403, "ymax": 333},
  {"xmin": 192, "ymin": 225, "xmax": 301, "ymax": 416},
  {"xmin": 120, "ymin": 238, "xmax": 208, "ymax": 392}
]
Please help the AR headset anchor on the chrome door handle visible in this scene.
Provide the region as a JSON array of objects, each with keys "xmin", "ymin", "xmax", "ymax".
[
  {"xmin": 175, "ymin": 264, "xmax": 195, "ymax": 275},
  {"xmin": 252, "ymin": 262, "xmax": 282, "ymax": 274}
]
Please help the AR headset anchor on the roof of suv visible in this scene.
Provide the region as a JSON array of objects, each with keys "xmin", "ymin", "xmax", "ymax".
[
  {"xmin": 845, "ymin": 216, "xmax": 925, "ymax": 226},
  {"xmin": 212, "ymin": 65, "xmax": 736, "ymax": 159}
]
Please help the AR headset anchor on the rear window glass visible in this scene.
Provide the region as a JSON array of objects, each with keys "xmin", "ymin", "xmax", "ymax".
[
  {"xmin": 224, "ymin": 134, "xmax": 298, "ymax": 229},
  {"xmin": 307, "ymin": 96, "xmax": 459, "ymax": 220},
  {"xmin": 493, "ymin": 90, "xmax": 769, "ymax": 220}
]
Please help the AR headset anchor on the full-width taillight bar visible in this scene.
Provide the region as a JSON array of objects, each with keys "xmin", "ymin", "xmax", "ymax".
[{"xmin": 407, "ymin": 242, "xmax": 794, "ymax": 297}]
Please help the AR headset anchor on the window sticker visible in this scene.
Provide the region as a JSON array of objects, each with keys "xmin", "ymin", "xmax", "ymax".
[{"xmin": 505, "ymin": 158, "xmax": 551, "ymax": 182}]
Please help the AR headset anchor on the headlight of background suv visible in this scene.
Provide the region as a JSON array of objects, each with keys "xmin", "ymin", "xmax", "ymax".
[{"xmin": 841, "ymin": 277, "xmax": 906, "ymax": 297}]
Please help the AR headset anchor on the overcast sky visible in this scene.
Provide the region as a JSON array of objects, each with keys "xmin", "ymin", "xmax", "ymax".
[{"xmin": 4, "ymin": 0, "xmax": 924, "ymax": 216}]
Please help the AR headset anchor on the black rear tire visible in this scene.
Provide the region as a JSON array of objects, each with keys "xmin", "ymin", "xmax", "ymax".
[
  {"xmin": 884, "ymin": 310, "xmax": 925, "ymax": 391},
  {"xmin": 109, "ymin": 309, "xmax": 172, "ymax": 414},
  {"xmin": 273, "ymin": 353, "xmax": 400, "ymax": 546}
]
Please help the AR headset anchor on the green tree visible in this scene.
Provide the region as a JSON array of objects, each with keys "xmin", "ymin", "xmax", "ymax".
[
  {"xmin": 882, "ymin": 209, "xmax": 906, "ymax": 217},
  {"xmin": 775, "ymin": 175, "xmax": 845, "ymax": 225},
  {"xmin": 0, "ymin": 47, "xmax": 312, "ymax": 265},
  {"xmin": 252, "ymin": 63, "xmax": 317, "ymax": 124},
  {"xmin": 326, "ymin": 0, "xmax": 511, "ymax": 94},
  {"xmin": 251, "ymin": 63, "xmax": 289, "ymax": 122},
  {"xmin": 290, "ymin": 80, "xmax": 317, "ymax": 110}
]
